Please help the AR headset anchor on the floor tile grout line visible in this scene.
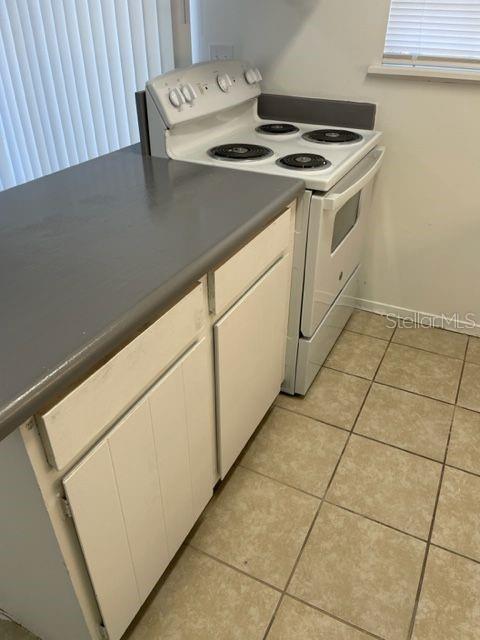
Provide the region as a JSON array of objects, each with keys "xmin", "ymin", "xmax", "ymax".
[
  {"xmin": 322, "ymin": 500, "xmax": 428, "ymax": 543},
  {"xmin": 367, "ymin": 379, "xmax": 458, "ymax": 407},
  {"xmin": 350, "ymin": 431, "xmax": 445, "ymax": 465},
  {"xmin": 430, "ymin": 542, "xmax": 480, "ymax": 567},
  {"xmin": 341, "ymin": 328, "xmax": 391, "ymax": 343},
  {"xmin": 260, "ymin": 501, "xmax": 327, "ymax": 639},
  {"xmin": 342, "ymin": 326, "xmax": 395, "ymax": 343},
  {"xmin": 378, "ymin": 383, "xmax": 456, "ymax": 409},
  {"xmin": 390, "ymin": 339, "xmax": 467, "ymax": 362},
  {"xmin": 341, "ymin": 327, "xmax": 468, "ymax": 362},
  {"xmin": 260, "ymin": 592, "xmax": 286, "ymax": 638},
  {"xmin": 275, "ymin": 403, "xmax": 353, "ymax": 433},
  {"xmin": 406, "ymin": 400, "xmax": 456, "ymax": 640},
  {"xmin": 285, "ymin": 593, "xmax": 388, "ymax": 640},
  {"xmin": 445, "ymin": 461, "xmax": 480, "ymax": 479},
  {"xmin": 188, "ymin": 544, "xmax": 284, "ymax": 594},
  {"xmin": 323, "ymin": 364, "xmax": 461, "ymax": 407},
  {"xmin": 454, "ymin": 354, "xmax": 468, "ymax": 406},
  {"xmin": 237, "ymin": 463, "xmax": 324, "ymax": 500},
  {"xmin": 262, "ymin": 333, "xmax": 396, "ymax": 640}
]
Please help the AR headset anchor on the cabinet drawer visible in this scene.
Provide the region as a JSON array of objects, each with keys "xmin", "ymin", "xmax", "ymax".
[
  {"xmin": 209, "ymin": 207, "xmax": 292, "ymax": 315},
  {"xmin": 296, "ymin": 266, "xmax": 359, "ymax": 395},
  {"xmin": 38, "ymin": 283, "xmax": 205, "ymax": 470}
]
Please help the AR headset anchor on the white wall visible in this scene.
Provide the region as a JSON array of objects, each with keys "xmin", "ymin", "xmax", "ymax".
[{"xmin": 191, "ymin": 0, "xmax": 480, "ymax": 330}]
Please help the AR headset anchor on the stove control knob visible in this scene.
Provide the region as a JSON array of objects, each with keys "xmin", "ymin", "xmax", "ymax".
[
  {"xmin": 180, "ymin": 83, "xmax": 197, "ymax": 103},
  {"xmin": 254, "ymin": 67, "xmax": 263, "ymax": 82},
  {"xmin": 217, "ymin": 73, "xmax": 233, "ymax": 93},
  {"xmin": 168, "ymin": 88, "xmax": 183, "ymax": 108},
  {"xmin": 245, "ymin": 68, "xmax": 258, "ymax": 85}
]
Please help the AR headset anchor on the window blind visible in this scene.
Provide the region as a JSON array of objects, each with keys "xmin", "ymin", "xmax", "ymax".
[
  {"xmin": 0, "ymin": 1, "xmax": 174, "ymax": 192},
  {"xmin": 384, "ymin": 0, "xmax": 480, "ymax": 66}
]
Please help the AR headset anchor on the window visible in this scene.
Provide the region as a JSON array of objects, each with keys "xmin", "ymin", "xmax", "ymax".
[
  {"xmin": 383, "ymin": 0, "xmax": 480, "ymax": 69},
  {"xmin": 0, "ymin": 1, "xmax": 174, "ymax": 192}
]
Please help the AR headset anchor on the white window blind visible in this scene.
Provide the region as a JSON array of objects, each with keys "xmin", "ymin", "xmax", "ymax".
[
  {"xmin": 384, "ymin": 0, "xmax": 480, "ymax": 67},
  {"xmin": 0, "ymin": 1, "xmax": 174, "ymax": 192}
]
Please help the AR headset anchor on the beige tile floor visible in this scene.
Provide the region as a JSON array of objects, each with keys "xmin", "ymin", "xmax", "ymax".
[{"xmin": 5, "ymin": 311, "xmax": 480, "ymax": 640}]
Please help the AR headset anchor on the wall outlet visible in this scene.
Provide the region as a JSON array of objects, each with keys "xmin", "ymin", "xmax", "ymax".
[{"xmin": 209, "ymin": 44, "xmax": 234, "ymax": 61}]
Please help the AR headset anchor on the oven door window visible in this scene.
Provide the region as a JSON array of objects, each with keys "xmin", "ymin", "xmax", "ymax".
[{"xmin": 331, "ymin": 192, "xmax": 361, "ymax": 253}]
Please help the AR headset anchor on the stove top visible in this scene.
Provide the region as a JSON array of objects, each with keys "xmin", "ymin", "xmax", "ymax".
[
  {"xmin": 303, "ymin": 129, "xmax": 363, "ymax": 144},
  {"xmin": 256, "ymin": 123, "xmax": 300, "ymax": 135},
  {"xmin": 166, "ymin": 112, "xmax": 382, "ymax": 191},
  {"xmin": 278, "ymin": 153, "xmax": 330, "ymax": 171},
  {"xmin": 209, "ymin": 143, "xmax": 273, "ymax": 161}
]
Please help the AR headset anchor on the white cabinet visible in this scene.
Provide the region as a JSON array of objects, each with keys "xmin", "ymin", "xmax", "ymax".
[
  {"xmin": 63, "ymin": 337, "xmax": 215, "ymax": 640},
  {"xmin": 215, "ymin": 256, "xmax": 291, "ymax": 477}
]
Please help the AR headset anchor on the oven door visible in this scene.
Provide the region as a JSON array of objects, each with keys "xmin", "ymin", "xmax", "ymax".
[{"xmin": 301, "ymin": 147, "xmax": 385, "ymax": 338}]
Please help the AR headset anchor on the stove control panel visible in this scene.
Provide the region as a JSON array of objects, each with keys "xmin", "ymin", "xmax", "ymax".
[{"xmin": 146, "ymin": 60, "xmax": 261, "ymax": 128}]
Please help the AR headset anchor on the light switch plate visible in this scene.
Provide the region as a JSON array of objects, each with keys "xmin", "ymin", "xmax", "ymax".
[{"xmin": 209, "ymin": 44, "xmax": 234, "ymax": 61}]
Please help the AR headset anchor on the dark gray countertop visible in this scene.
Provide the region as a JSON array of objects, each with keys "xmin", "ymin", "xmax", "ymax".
[{"xmin": 0, "ymin": 145, "xmax": 303, "ymax": 442}]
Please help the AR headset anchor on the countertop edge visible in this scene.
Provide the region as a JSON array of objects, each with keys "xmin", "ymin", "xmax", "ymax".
[{"xmin": 0, "ymin": 180, "xmax": 303, "ymax": 442}]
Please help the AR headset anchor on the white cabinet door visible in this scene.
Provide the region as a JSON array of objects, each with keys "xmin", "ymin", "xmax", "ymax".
[
  {"xmin": 149, "ymin": 364, "xmax": 193, "ymax": 558},
  {"xmin": 149, "ymin": 336, "xmax": 216, "ymax": 556},
  {"xmin": 63, "ymin": 338, "xmax": 216, "ymax": 640},
  {"xmin": 215, "ymin": 256, "xmax": 291, "ymax": 477},
  {"xmin": 107, "ymin": 402, "xmax": 169, "ymax": 602},
  {"xmin": 182, "ymin": 337, "xmax": 217, "ymax": 521},
  {"xmin": 63, "ymin": 407, "xmax": 149, "ymax": 640}
]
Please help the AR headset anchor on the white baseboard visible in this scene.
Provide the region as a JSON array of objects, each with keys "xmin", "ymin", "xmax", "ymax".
[{"xmin": 355, "ymin": 298, "xmax": 480, "ymax": 338}]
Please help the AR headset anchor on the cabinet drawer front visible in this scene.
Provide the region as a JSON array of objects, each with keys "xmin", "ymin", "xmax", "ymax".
[
  {"xmin": 38, "ymin": 283, "xmax": 205, "ymax": 470},
  {"xmin": 210, "ymin": 207, "xmax": 292, "ymax": 315},
  {"xmin": 296, "ymin": 266, "xmax": 359, "ymax": 395},
  {"xmin": 215, "ymin": 256, "xmax": 291, "ymax": 477}
]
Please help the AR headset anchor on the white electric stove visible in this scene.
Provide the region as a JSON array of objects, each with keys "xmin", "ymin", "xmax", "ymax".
[{"xmin": 145, "ymin": 60, "xmax": 385, "ymax": 395}]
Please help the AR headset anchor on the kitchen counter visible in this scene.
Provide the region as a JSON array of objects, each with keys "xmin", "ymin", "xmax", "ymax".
[{"xmin": 0, "ymin": 145, "xmax": 303, "ymax": 441}]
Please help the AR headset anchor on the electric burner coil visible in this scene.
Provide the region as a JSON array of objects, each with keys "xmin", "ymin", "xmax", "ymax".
[
  {"xmin": 303, "ymin": 129, "xmax": 363, "ymax": 144},
  {"xmin": 208, "ymin": 143, "xmax": 273, "ymax": 161}
]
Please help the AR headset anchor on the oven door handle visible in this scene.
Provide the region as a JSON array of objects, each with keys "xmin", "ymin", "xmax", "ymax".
[{"xmin": 323, "ymin": 147, "xmax": 385, "ymax": 211}]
